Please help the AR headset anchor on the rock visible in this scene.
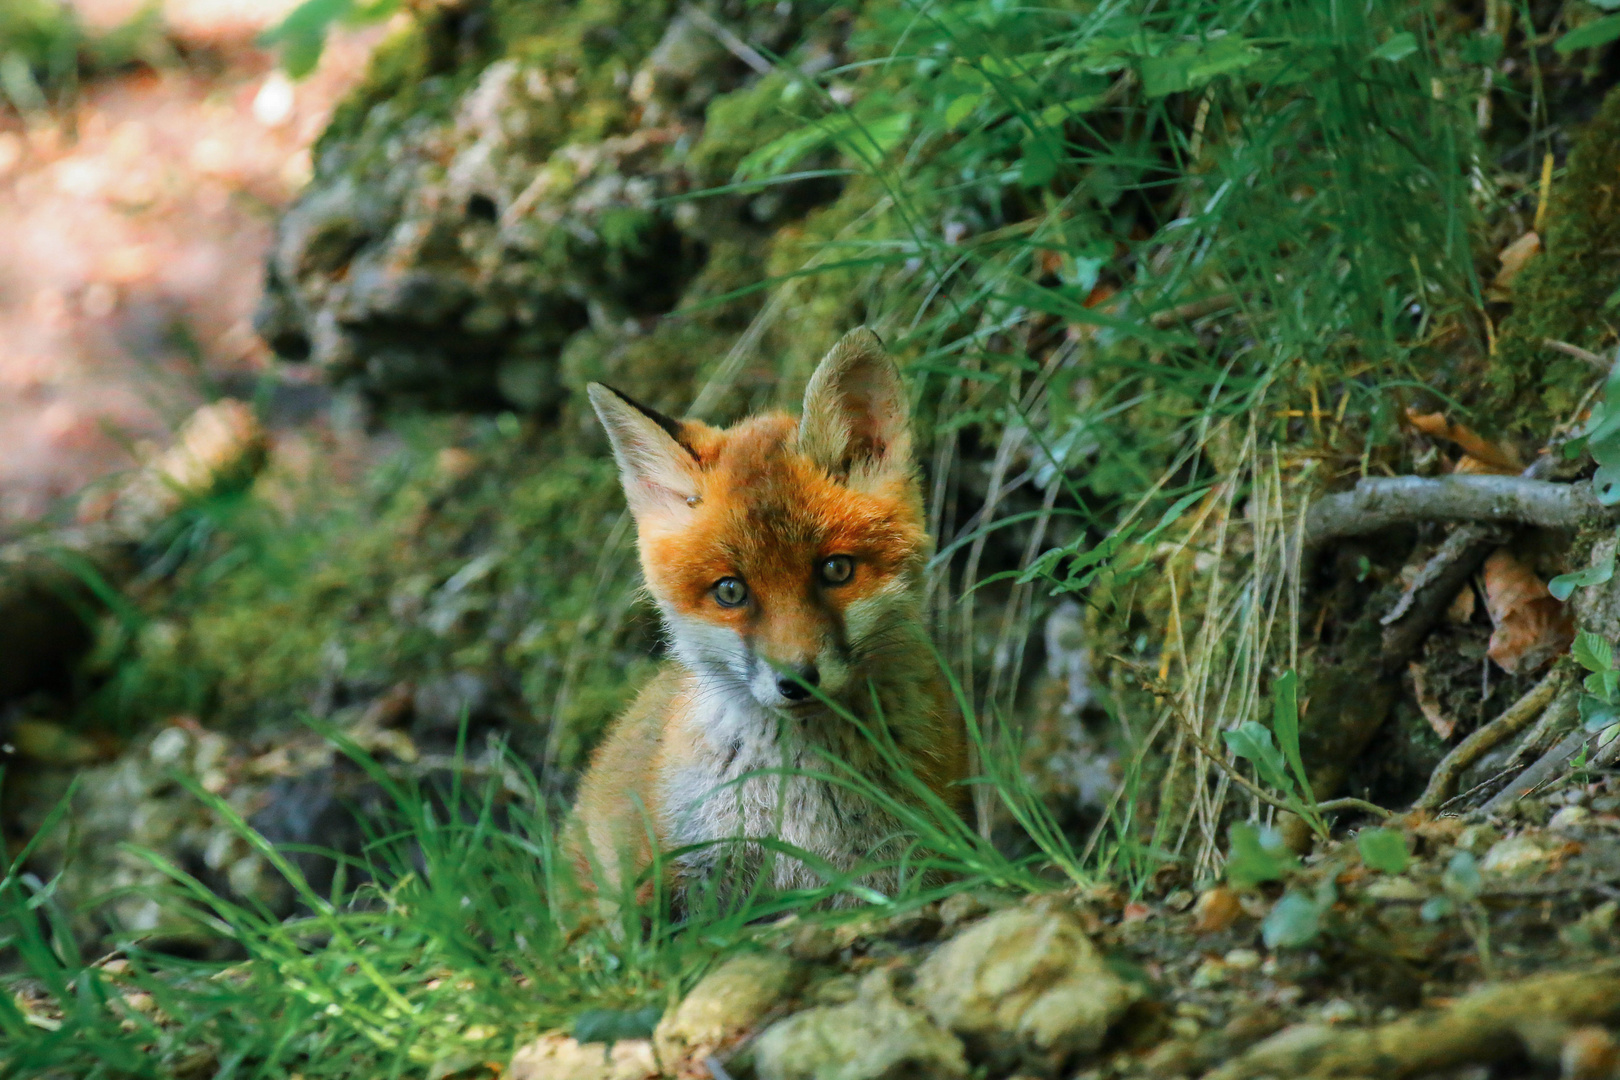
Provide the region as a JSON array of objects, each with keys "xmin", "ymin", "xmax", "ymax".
[
  {"xmin": 1481, "ymin": 834, "xmax": 1557, "ymax": 877},
  {"xmin": 506, "ymin": 1034, "xmax": 657, "ymax": 1080},
  {"xmin": 910, "ymin": 903, "xmax": 1142, "ymax": 1075},
  {"xmin": 754, "ymin": 971, "xmax": 968, "ymax": 1080},
  {"xmin": 654, "ymin": 951, "xmax": 804, "ymax": 1066}
]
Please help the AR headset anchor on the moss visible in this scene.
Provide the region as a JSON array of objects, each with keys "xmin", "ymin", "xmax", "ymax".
[
  {"xmin": 88, "ymin": 417, "xmax": 658, "ymax": 772},
  {"xmin": 1487, "ymin": 83, "xmax": 1620, "ymax": 437}
]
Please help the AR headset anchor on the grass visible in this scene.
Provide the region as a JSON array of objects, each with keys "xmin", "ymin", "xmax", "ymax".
[
  {"xmin": 1, "ymin": 672, "xmax": 1110, "ymax": 1079},
  {"xmin": 5, "ymin": 0, "xmax": 1612, "ymax": 1073}
]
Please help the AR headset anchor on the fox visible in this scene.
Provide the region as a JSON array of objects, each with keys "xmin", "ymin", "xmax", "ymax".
[{"xmin": 567, "ymin": 327, "xmax": 968, "ymax": 909}]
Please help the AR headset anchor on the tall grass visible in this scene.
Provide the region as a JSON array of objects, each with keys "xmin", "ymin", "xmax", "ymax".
[
  {"xmin": 1, "ymin": 669, "xmax": 1106, "ymax": 1079},
  {"xmin": 724, "ymin": 0, "xmax": 1496, "ymax": 851}
]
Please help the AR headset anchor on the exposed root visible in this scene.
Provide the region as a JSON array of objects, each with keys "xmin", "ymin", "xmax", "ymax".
[
  {"xmin": 1416, "ymin": 671, "xmax": 1563, "ymax": 810},
  {"xmin": 1379, "ymin": 523, "xmax": 1509, "ymax": 667},
  {"xmin": 1305, "ymin": 477, "xmax": 1614, "ymax": 547},
  {"xmin": 1205, "ymin": 965, "xmax": 1620, "ymax": 1080}
]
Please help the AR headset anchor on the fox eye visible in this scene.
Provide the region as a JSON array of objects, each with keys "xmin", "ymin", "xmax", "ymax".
[
  {"xmin": 819, "ymin": 555, "xmax": 854, "ymax": 585},
  {"xmin": 713, "ymin": 577, "xmax": 749, "ymax": 608}
]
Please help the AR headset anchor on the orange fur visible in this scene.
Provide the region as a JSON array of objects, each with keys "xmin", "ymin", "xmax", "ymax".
[{"xmin": 569, "ymin": 328, "xmax": 967, "ymax": 907}]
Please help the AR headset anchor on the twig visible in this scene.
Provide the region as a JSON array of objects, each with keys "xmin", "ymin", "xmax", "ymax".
[
  {"xmin": 1149, "ymin": 291, "xmax": 1237, "ymax": 328},
  {"xmin": 1305, "ymin": 476, "xmax": 1617, "ymax": 547},
  {"xmin": 1417, "ymin": 672, "xmax": 1562, "ymax": 810},
  {"xmin": 1543, "ymin": 338, "xmax": 1612, "ymax": 372},
  {"xmin": 682, "ymin": 4, "xmax": 774, "ymax": 75},
  {"xmin": 1380, "ymin": 523, "xmax": 1507, "ymax": 666}
]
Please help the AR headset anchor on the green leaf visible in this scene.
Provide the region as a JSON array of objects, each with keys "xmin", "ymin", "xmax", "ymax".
[
  {"xmin": 1225, "ymin": 822, "xmax": 1298, "ymax": 888},
  {"xmin": 1223, "ymin": 721, "xmax": 1295, "ymax": 795},
  {"xmin": 1550, "ymin": 550, "xmax": 1615, "ymax": 601},
  {"xmin": 1601, "ymin": 723, "xmax": 1620, "ymax": 748},
  {"xmin": 943, "ymin": 92, "xmax": 982, "ymax": 130},
  {"xmin": 1555, "ymin": 14, "xmax": 1620, "ymax": 55},
  {"xmin": 1356, "ymin": 828, "xmax": 1409, "ymax": 874},
  {"xmin": 1262, "ymin": 890, "xmax": 1322, "ymax": 948},
  {"xmin": 1595, "ymin": 464, "xmax": 1620, "ymax": 506},
  {"xmin": 1573, "ymin": 631, "xmax": 1615, "ymax": 673},
  {"xmin": 1271, "ymin": 670, "xmax": 1316, "ymax": 809},
  {"xmin": 1421, "ymin": 895, "xmax": 1454, "ymax": 922},
  {"xmin": 1140, "ymin": 36, "xmax": 1262, "ymax": 97},
  {"xmin": 1605, "ymin": 284, "xmax": 1620, "ymax": 311},
  {"xmin": 1036, "ymin": 94, "xmax": 1106, "ymax": 128},
  {"xmin": 1370, "ymin": 32, "xmax": 1419, "ymax": 63},
  {"xmin": 572, "ymin": 1006, "xmax": 661, "ymax": 1048},
  {"xmin": 1442, "ymin": 851, "xmax": 1481, "ymax": 901}
]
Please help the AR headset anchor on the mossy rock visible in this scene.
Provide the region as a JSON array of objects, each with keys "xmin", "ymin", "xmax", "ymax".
[{"xmin": 1488, "ymin": 83, "xmax": 1620, "ymax": 436}]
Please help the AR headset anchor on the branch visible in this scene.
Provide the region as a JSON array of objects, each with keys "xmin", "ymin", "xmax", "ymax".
[
  {"xmin": 1416, "ymin": 673, "xmax": 1563, "ymax": 811},
  {"xmin": 1305, "ymin": 476, "xmax": 1616, "ymax": 547}
]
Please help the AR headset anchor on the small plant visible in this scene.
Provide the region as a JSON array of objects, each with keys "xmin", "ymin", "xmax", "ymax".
[
  {"xmin": 1356, "ymin": 828, "xmax": 1410, "ymax": 875},
  {"xmin": 1571, "ymin": 632, "xmax": 1620, "ymax": 754},
  {"xmin": 1222, "ymin": 671, "xmax": 1328, "ymax": 838}
]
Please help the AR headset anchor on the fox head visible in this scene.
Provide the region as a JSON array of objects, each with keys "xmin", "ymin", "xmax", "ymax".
[{"xmin": 588, "ymin": 328, "xmax": 929, "ymax": 711}]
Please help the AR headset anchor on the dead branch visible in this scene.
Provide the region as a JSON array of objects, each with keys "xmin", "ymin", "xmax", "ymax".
[
  {"xmin": 1206, "ymin": 965, "xmax": 1620, "ymax": 1080},
  {"xmin": 1544, "ymin": 338, "xmax": 1612, "ymax": 372},
  {"xmin": 1379, "ymin": 523, "xmax": 1508, "ymax": 665},
  {"xmin": 1305, "ymin": 476, "xmax": 1615, "ymax": 547},
  {"xmin": 1416, "ymin": 672, "xmax": 1562, "ymax": 810}
]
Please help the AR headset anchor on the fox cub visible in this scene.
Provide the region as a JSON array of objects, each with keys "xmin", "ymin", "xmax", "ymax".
[{"xmin": 569, "ymin": 328, "xmax": 967, "ymax": 905}]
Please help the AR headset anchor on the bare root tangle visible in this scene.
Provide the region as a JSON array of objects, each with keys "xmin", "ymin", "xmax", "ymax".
[
  {"xmin": 1480, "ymin": 705, "xmax": 1620, "ymax": 817},
  {"xmin": 1304, "ymin": 477, "xmax": 1616, "ymax": 547},
  {"xmin": 1206, "ymin": 966, "xmax": 1620, "ymax": 1080},
  {"xmin": 1379, "ymin": 523, "xmax": 1509, "ymax": 666},
  {"xmin": 1416, "ymin": 671, "xmax": 1563, "ymax": 810}
]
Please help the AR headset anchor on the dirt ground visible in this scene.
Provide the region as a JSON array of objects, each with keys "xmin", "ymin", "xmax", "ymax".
[{"xmin": 0, "ymin": 0, "xmax": 375, "ymax": 532}]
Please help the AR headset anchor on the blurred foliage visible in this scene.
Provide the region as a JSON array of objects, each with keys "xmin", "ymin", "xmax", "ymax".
[{"xmin": 0, "ymin": 0, "xmax": 165, "ymax": 112}]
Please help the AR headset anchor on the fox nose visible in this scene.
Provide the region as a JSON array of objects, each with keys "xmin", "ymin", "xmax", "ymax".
[{"xmin": 777, "ymin": 664, "xmax": 820, "ymax": 702}]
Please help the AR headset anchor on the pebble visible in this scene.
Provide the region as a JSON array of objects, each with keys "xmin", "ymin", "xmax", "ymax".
[
  {"xmin": 653, "ymin": 952, "xmax": 803, "ymax": 1067},
  {"xmin": 754, "ymin": 971, "xmax": 967, "ymax": 1080},
  {"xmin": 911, "ymin": 903, "xmax": 1142, "ymax": 1073}
]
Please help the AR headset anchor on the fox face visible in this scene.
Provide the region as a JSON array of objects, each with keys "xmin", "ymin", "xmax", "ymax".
[{"xmin": 588, "ymin": 329, "xmax": 929, "ymax": 712}]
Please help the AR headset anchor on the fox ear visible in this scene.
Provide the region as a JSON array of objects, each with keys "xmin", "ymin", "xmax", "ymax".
[
  {"xmin": 799, "ymin": 327, "xmax": 912, "ymax": 483},
  {"xmin": 587, "ymin": 384, "xmax": 699, "ymax": 518}
]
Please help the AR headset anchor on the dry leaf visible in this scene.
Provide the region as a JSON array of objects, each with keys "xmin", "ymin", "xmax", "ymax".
[
  {"xmin": 1192, "ymin": 886, "xmax": 1244, "ymax": 935},
  {"xmin": 1492, "ymin": 229, "xmax": 1541, "ymax": 292},
  {"xmin": 1483, "ymin": 549, "xmax": 1575, "ymax": 675},
  {"xmin": 1446, "ymin": 583, "xmax": 1477, "ymax": 624},
  {"xmin": 1409, "ymin": 662, "xmax": 1456, "ymax": 740},
  {"xmin": 1406, "ymin": 408, "xmax": 1523, "ymax": 474}
]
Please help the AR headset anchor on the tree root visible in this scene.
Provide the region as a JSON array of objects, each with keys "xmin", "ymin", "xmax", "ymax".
[
  {"xmin": 1379, "ymin": 523, "xmax": 1508, "ymax": 667},
  {"xmin": 1305, "ymin": 476, "xmax": 1614, "ymax": 547},
  {"xmin": 1416, "ymin": 671, "xmax": 1563, "ymax": 810},
  {"xmin": 1205, "ymin": 965, "xmax": 1620, "ymax": 1080}
]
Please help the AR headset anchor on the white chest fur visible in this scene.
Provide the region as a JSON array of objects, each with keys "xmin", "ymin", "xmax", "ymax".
[{"xmin": 658, "ymin": 681, "xmax": 901, "ymax": 898}]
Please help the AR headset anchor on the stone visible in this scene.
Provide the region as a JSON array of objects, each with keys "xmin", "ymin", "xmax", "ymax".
[
  {"xmin": 506, "ymin": 1034, "xmax": 657, "ymax": 1080},
  {"xmin": 910, "ymin": 903, "xmax": 1142, "ymax": 1075},
  {"xmin": 654, "ymin": 952, "xmax": 804, "ymax": 1066},
  {"xmin": 1480, "ymin": 834, "xmax": 1557, "ymax": 877},
  {"xmin": 754, "ymin": 971, "xmax": 968, "ymax": 1080}
]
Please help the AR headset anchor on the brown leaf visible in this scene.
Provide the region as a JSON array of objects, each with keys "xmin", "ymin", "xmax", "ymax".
[
  {"xmin": 1406, "ymin": 408, "xmax": 1523, "ymax": 474},
  {"xmin": 1409, "ymin": 662, "xmax": 1456, "ymax": 740},
  {"xmin": 1446, "ymin": 584, "xmax": 1477, "ymax": 624},
  {"xmin": 1192, "ymin": 886, "xmax": 1244, "ymax": 935},
  {"xmin": 1492, "ymin": 229, "xmax": 1541, "ymax": 292},
  {"xmin": 1483, "ymin": 549, "xmax": 1575, "ymax": 675}
]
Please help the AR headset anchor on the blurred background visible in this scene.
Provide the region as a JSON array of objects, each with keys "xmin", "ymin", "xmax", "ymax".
[
  {"xmin": 0, "ymin": 0, "xmax": 382, "ymax": 527},
  {"xmin": 3, "ymin": 0, "xmax": 1620, "ymax": 1073}
]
